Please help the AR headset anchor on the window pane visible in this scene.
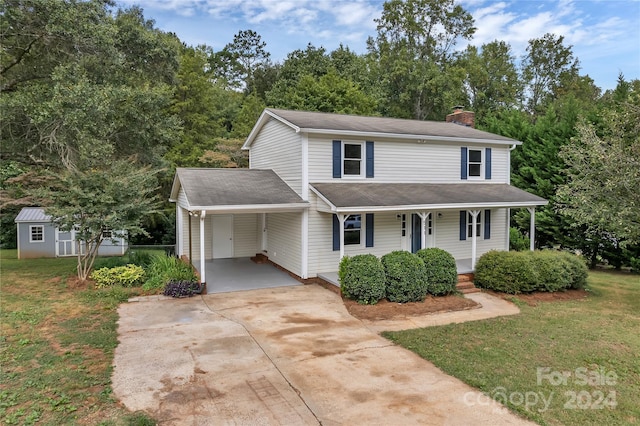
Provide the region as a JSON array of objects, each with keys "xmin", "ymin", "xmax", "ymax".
[
  {"xmin": 344, "ymin": 144, "xmax": 361, "ymax": 159},
  {"xmin": 469, "ymin": 164, "xmax": 481, "ymax": 176},
  {"xmin": 344, "ymin": 230, "xmax": 361, "ymax": 245},
  {"xmin": 31, "ymin": 226, "xmax": 43, "ymax": 241},
  {"xmin": 345, "ymin": 215, "xmax": 361, "ymax": 229},
  {"xmin": 344, "ymin": 159, "xmax": 361, "ymax": 175},
  {"xmin": 469, "ymin": 149, "xmax": 482, "ymax": 163}
]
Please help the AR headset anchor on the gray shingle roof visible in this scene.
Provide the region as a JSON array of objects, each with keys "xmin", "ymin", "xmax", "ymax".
[
  {"xmin": 310, "ymin": 183, "xmax": 547, "ymax": 210},
  {"xmin": 267, "ymin": 108, "xmax": 519, "ymax": 144},
  {"xmin": 176, "ymin": 168, "xmax": 307, "ymax": 207},
  {"xmin": 15, "ymin": 207, "xmax": 50, "ymax": 223}
]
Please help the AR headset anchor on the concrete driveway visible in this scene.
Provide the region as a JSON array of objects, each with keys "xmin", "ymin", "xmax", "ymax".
[{"xmin": 113, "ymin": 285, "xmax": 533, "ymax": 425}]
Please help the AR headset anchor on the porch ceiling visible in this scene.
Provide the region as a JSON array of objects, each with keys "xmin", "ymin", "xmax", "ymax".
[{"xmin": 310, "ymin": 182, "xmax": 547, "ymax": 213}]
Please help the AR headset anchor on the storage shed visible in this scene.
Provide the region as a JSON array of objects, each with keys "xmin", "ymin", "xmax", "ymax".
[{"xmin": 14, "ymin": 207, "xmax": 127, "ymax": 259}]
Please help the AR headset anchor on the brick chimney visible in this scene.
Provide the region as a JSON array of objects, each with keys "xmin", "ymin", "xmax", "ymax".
[{"xmin": 446, "ymin": 105, "xmax": 475, "ymax": 128}]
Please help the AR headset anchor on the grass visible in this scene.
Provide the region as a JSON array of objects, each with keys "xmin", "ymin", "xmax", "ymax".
[
  {"xmin": 0, "ymin": 250, "xmax": 156, "ymax": 425},
  {"xmin": 383, "ymin": 270, "xmax": 640, "ymax": 425}
]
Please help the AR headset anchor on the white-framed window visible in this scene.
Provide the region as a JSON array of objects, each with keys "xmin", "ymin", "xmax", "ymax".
[
  {"xmin": 343, "ymin": 141, "xmax": 364, "ymax": 177},
  {"xmin": 344, "ymin": 214, "xmax": 362, "ymax": 245},
  {"xmin": 468, "ymin": 148, "xmax": 483, "ymax": 178},
  {"xmin": 30, "ymin": 225, "xmax": 44, "ymax": 242},
  {"xmin": 467, "ymin": 211, "xmax": 483, "ymax": 239}
]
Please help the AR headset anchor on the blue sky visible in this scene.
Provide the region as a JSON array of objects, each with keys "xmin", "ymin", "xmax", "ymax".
[{"xmin": 118, "ymin": 0, "xmax": 640, "ymax": 91}]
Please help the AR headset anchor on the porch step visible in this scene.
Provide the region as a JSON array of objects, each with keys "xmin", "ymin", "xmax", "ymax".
[
  {"xmin": 456, "ymin": 273, "xmax": 481, "ymax": 294},
  {"xmin": 250, "ymin": 253, "xmax": 268, "ymax": 264}
]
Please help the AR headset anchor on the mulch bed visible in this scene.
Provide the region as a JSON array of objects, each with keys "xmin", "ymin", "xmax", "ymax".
[{"xmin": 342, "ymin": 295, "xmax": 479, "ymax": 321}]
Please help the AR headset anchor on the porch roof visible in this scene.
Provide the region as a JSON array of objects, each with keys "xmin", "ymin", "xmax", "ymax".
[
  {"xmin": 170, "ymin": 168, "xmax": 309, "ymax": 213},
  {"xmin": 309, "ymin": 182, "xmax": 547, "ymax": 213}
]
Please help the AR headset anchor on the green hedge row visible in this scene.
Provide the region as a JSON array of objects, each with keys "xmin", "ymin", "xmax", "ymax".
[
  {"xmin": 339, "ymin": 248, "xmax": 458, "ymax": 305},
  {"xmin": 474, "ymin": 250, "xmax": 588, "ymax": 294}
]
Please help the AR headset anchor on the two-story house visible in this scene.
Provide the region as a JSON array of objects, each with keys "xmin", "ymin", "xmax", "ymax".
[{"xmin": 169, "ymin": 108, "xmax": 547, "ymax": 287}]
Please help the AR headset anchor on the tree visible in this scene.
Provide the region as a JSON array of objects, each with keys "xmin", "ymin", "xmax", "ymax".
[
  {"xmin": 459, "ymin": 41, "xmax": 522, "ymax": 124},
  {"xmin": 557, "ymin": 94, "xmax": 640, "ymax": 253},
  {"xmin": 521, "ymin": 33, "xmax": 580, "ymax": 114},
  {"xmin": 210, "ymin": 29, "xmax": 270, "ymax": 93},
  {"xmin": 36, "ymin": 160, "xmax": 162, "ymax": 282},
  {"xmin": 367, "ymin": 0, "xmax": 475, "ymax": 120}
]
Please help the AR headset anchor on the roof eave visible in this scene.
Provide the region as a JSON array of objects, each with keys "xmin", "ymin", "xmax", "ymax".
[
  {"xmin": 242, "ymin": 109, "xmax": 301, "ymax": 150},
  {"xmin": 187, "ymin": 203, "xmax": 309, "ymax": 214},
  {"xmin": 300, "ymin": 128, "xmax": 521, "ymax": 145},
  {"xmin": 315, "ymin": 200, "xmax": 548, "ymax": 214}
]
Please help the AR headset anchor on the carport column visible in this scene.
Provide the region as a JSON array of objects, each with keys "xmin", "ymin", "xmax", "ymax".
[
  {"xmin": 337, "ymin": 213, "xmax": 346, "ymax": 260},
  {"xmin": 469, "ymin": 210, "xmax": 480, "ymax": 270},
  {"xmin": 176, "ymin": 206, "xmax": 183, "ymax": 256},
  {"xmin": 528, "ymin": 207, "xmax": 536, "ymax": 251},
  {"xmin": 417, "ymin": 212, "xmax": 429, "ymax": 250},
  {"xmin": 199, "ymin": 210, "xmax": 206, "ymax": 285}
]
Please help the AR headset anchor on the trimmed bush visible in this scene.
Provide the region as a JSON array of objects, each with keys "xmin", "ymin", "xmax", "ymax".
[
  {"xmin": 90, "ymin": 264, "xmax": 146, "ymax": 288},
  {"xmin": 416, "ymin": 248, "xmax": 457, "ymax": 296},
  {"xmin": 527, "ymin": 250, "xmax": 572, "ymax": 292},
  {"xmin": 381, "ymin": 251, "xmax": 428, "ymax": 302},
  {"xmin": 557, "ymin": 251, "xmax": 589, "ymax": 289},
  {"xmin": 474, "ymin": 251, "xmax": 538, "ymax": 294},
  {"xmin": 339, "ymin": 254, "xmax": 386, "ymax": 304}
]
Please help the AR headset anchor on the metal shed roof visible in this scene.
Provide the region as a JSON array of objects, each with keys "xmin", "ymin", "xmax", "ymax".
[{"xmin": 14, "ymin": 207, "xmax": 51, "ymax": 223}]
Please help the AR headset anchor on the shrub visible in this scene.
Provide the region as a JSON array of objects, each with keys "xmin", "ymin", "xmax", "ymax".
[
  {"xmin": 474, "ymin": 251, "xmax": 538, "ymax": 294},
  {"xmin": 527, "ymin": 250, "xmax": 572, "ymax": 292},
  {"xmin": 509, "ymin": 227, "xmax": 530, "ymax": 251},
  {"xmin": 415, "ymin": 248, "xmax": 457, "ymax": 296},
  {"xmin": 631, "ymin": 257, "xmax": 640, "ymax": 274},
  {"xmin": 381, "ymin": 251, "xmax": 428, "ymax": 302},
  {"xmin": 143, "ymin": 254, "xmax": 198, "ymax": 292},
  {"xmin": 163, "ymin": 280, "xmax": 201, "ymax": 298},
  {"xmin": 339, "ymin": 254, "xmax": 386, "ymax": 304},
  {"xmin": 90, "ymin": 264, "xmax": 146, "ymax": 288},
  {"xmin": 557, "ymin": 251, "xmax": 589, "ymax": 289}
]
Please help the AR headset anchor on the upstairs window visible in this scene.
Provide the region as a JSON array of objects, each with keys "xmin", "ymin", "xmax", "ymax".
[
  {"xmin": 468, "ymin": 149, "xmax": 482, "ymax": 177},
  {"xmin": 461, "ymin": 147, "xmax": 492, "ymax": 180},
  {"xmin": 333, "ymin": 140, "xmax": 374, "ymax": 178},
  {"xmin": 30, "ymin": 225, "xmax": 44, "ymax": 242},
  {"xmin": 343, "ymin": 143, "xmax": 363, "ymax": 177}
]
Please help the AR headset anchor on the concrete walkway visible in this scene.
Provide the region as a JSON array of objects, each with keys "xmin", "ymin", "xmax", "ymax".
[{"xmin": 113, "ymin": 285, "xmax": 532, "ymax": 425}]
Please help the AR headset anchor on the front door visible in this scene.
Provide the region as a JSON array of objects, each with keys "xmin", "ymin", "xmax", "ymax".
[
  {"xmin": 410, "ymin": 213, "xmax": 434, "ymax": 253},
  {"xmin": 212, "ymin": 215, "xmax": 233, "ymax": 258}
]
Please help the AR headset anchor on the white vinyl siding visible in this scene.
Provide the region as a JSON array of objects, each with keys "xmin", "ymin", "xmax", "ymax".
[
  {"xmin": 250, "ymin": 119, "xmax": 303, "ymax": 195},
  {"xmin": 233, "ymin": 214, "xmax": 258, "ymax": 257},
  {"xmin": 177, "ymin": 187, "xmax": 189, "ymax": 209},
  {"xmin": 266, "ymin": 212, "xmax": 302, "ymax": 276},
  {"xmin": 307, "ymin": 136, "xmax": 510, "ymax": 184},
  {"xmin": 187, "ymin": 215, "xmax": 213, "ymax": 261},
  {"xmin": 435, "ymin": 209, "xmax": 508, "ymax": 259}
]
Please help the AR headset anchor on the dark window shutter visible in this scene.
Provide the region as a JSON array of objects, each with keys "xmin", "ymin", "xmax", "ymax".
[
  {"xmin": 484, "ymin": 209, "xmax": 491, "ymax": 239},
  {"xmin": 459, "ymin": 211, "xmax": 467, "ymax": 241},
  {"xmin": 332, "ymin": 140, "xmax": 341, "ymax": 178},
  {"xmin": 485, "ymin": 148, "xmax": 492, "ymax": 180},
  {"xmin": 332, "ymin": 214, "xmax": 339, "ymax": 251},
  {"xmin": 461, "ymin": 147, "xmax": 468, "ymax": 180},
  {"xmin": 365, "ymin": 213, "xmax": 374, "ymax": 247},
  {"xmin": 366, "ymin": 141, "xmax": 374, "ymax": 178}
]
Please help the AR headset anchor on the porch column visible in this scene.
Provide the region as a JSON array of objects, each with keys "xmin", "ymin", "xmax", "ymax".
[
  {"xmin": 469, "ymin": 210, "xmax": 480, "ymax": 270},
  {"xmin": 337, "ymin": 213, "xmax": 346, "ymax": 260},
  {"xmin": 528, "ymin": 207, "xmax": 536, "ymax": 251},
  {"xmin": 176, "ymin": 206, "xmax": 183, "ymax": 256},
  {"xmin": 417, "ymin": 212, "xmax": 429, "ymax": 250},
  {"xmin": 199, "ymin": 210, "xmax": 206, "ymax": 285}
]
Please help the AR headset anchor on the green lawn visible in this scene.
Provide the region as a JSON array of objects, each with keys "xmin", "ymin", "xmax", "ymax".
[
  {"xmin": 384, "ymin": 270, "xmax": 640, "ymax": 425},
  {"xmin": 0, "ymin": 250, "xmax": 154, "ymax": 425}
]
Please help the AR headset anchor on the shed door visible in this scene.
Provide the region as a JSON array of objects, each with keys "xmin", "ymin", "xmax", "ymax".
[
  {"xmin": 212, "ymin": 215, "xmax": 233, "ymax": 259},
  {"xmin": 57, "ymin": 230, "xmax": 75, "ymax": 256}
]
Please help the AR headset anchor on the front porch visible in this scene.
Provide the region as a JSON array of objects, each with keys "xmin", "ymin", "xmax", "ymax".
[
  {"xmin": 194, "ymin": 258, "xmax": 301, "ymax": 294},
  {"xmin": 317, "ymin": 258, "xmax": 475, "ymax": 287}
]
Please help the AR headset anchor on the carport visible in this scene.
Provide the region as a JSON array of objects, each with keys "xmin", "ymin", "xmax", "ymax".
[
  {"xmin": 194, "ymin": 258, "xmax": 301, "ymax": 294},
  {"xmin": 169, "ymin": 168, "xmax": 309, "ymax": 290}
]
